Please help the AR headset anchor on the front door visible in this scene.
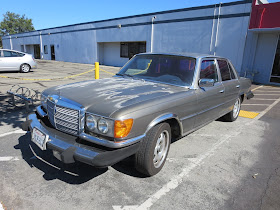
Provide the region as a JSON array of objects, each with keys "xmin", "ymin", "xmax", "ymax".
[
  {"xmin": 195, "ymin": 59, "xmax": 225, "ymax": 127},
  {"xmin": 270, "ymin": 37, "xmax": 280, "ymax": 83},
  {"xmin": 34, "ymin": 45, "xmax": 41, "ymax": 59},
  {"xmin": 51, "ymin": 45, "xmax": 55, "ymax": 60}
]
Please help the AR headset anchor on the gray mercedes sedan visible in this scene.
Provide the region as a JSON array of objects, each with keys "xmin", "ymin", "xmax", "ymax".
[{"xmin": 23, "ymin": 53, "xmax": 253, "ymax": 176}]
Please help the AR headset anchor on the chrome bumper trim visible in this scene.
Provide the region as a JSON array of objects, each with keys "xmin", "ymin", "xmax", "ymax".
[
  {"xmin": 80, "ymin": 132, "xmax": 145, "ymax": 149},
  {"xmin": 34, "ymin": 106, "xmax": 144, "ymax": 149},
  {"xmin": 27, "ymin": 113, "xmax": 98, "ymax": 160},
  {"xmin": 36, "ymin": 106, "xmax": 47, "ymax": 117}
]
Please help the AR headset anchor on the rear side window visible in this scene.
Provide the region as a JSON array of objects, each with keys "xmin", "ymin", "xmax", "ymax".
[
  {"xmin": 218, "ymin": 60, "xmax": 231, "ymax": 81},
  {"xmin": 18, "ymin": 52, "xmax": 25, "ymax": 57},
  {"xmin": 200, "ymin": 60, "xmax": 218, "ymax": 82},
  {"xmin": 218, "ymin": 59, "xmax": 236, "ymax": 81},
  {"xmin": 228, "ymin": 63, "xmax": 236, "ymax": 79}
]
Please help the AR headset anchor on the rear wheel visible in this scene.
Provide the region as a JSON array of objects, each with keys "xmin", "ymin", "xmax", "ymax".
[
  {"xmin": 135, "ymin": 123, "xmax": 171, "ymax": 176},
  {"xmin": 20, "ymin": 64, "xmax": 30, "ymax": 73},
  {"xmin": 223, "ymin": 97, "xmax": 241, "ymax": 122}
]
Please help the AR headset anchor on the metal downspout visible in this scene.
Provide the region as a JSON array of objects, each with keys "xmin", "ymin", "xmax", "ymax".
[
  {"xmin": 151, "ymin": 16, "xmax": 156, "ymax": 52},
  {"xmin": 210, "ymin": 4, "xmax": 217, "ymax": 54},
  {"xmin": 39, "ymin": 32, "xmax": 43, "ymax": 59},
  {"xmin": 214, "ymin": 3, "xmax": 222, "ymax": 56},
  {"xmin": 9, "ymin": 36, "xmax": 13, "ymax": 50}
]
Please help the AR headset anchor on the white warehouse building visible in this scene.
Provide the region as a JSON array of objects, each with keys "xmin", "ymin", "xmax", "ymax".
[{"xmin": 2, "ymin": 0, "xmax": 280, "ymax": 85}]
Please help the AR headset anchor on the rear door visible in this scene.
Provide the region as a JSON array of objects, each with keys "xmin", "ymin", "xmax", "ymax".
[
  {"xmin": 217, "ymin": 59, "xmax": 240, "ymax": 115},
  {"xmin": 195, "ymin": 59, "xmax": 225, "ymax": 127}
]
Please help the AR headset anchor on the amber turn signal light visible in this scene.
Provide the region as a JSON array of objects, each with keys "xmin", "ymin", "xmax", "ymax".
[{"xmin": 114, "ymin": 119, "xmax": 133, "ymax": 138}]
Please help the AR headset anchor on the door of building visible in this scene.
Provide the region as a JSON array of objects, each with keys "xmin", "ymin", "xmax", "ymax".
[
  {"xmin": 51, "ymin": 45, "xmax": 55, "ymax": 60},
  {"xmin": 34, "ymin": 45, "xmax": 41, "ymax": 59},
  {"xmin": 270, "ymin": 36, "xmax": 280, "ymax": 83}
]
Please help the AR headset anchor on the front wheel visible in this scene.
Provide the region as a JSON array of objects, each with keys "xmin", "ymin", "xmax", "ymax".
[
  {"xmin": 20, "ymin": 64, "xmax": 31, "ymax": 73},
  {"xmin": 135, "ymin": 123, "xmax": 171, "ymax": 176},
  {"xmin": 223, "ymin": 97, "xmax": 241, "ymax": 122}
]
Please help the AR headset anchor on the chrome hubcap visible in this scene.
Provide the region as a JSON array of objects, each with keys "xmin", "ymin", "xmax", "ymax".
[
  {"xmin": 233, "ymin": 98, "xmax": 241, "ymax": 118},
  {"xmin": 22, "ymin": 65, "xmax": 30, "ymax": 72},
  {"xmin": 153, "ymin": 130, "xmax": 169, "ymax": 168}
]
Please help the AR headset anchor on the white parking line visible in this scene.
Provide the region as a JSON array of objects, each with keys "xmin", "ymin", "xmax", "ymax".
[
  {"xmin": 254, "ymin": 94, "xmax": 280, "ymax": 96},
  {"xmin": 0, "ymin": 202, "xmax": 4, "ymax": 210},
  {"xmin": 255, "ymin": 97, "xmax": 280, "ymax": 120},
  {"xmin": 255, "ymin": 91, "xmax": 280, "ymax": 93},
  {"xmin": 251, "ymin": 86, "xmax": 263, "ymax": 91},
  {"xmin": 251, "ymin": 98, "xmax": 276, "ymax": 101},
  {"xmin": 0, "ymin": 129, "xmax": 26, "ymax": 138},
  {"xmin": 0, "ymin": 156, "xmax": 19, "ymax": 161},
  {"xmin": 242, "ymin": 104, "xmax": 270, "ymax": 106},
  {"xmin": 113, "ymin": 134, "xmax": 234, "ymax": 210}
]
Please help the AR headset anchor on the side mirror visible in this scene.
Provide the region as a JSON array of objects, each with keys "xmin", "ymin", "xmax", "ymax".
[{"xmin": 199, "ymin": 78, "xmax": 215, "ymax": 88}]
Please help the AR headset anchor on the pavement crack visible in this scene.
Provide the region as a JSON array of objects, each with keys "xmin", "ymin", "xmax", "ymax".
[{"xmin": 259, "ymin": 169, "xmax": 279, "ymax": 209}]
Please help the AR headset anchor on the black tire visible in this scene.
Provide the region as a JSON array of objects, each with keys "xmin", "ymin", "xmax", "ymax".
[
  {"xmin": 135, "ymin": 122, "xmax": 171, "ymax": 176},
  {"xmin": 222, "ymin": 97, "xmax": 241, "ymax": 122},
  {"xmin": 20, "ymin": 64, "xmax": 31, "ymax": 73}
]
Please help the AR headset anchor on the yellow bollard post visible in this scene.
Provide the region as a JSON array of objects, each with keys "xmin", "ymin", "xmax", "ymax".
[{"xmin": 95, "ymin": 62, "xmax": 99, "ymax": 80}]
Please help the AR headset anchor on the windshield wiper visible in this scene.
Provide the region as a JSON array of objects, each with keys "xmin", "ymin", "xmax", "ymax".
[{"xmin": 116, "ymin": 73, "xmax": 134, "ymax": 78}]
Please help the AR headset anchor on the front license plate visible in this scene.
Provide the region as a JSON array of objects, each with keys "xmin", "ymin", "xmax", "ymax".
[{"xmin": 32, "ymin": 127, "xmax": 49, "ymax": 150}]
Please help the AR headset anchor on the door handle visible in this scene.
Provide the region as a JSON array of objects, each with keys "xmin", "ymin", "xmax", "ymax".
[
  {"xmin": 236, "ymin": 85, "xmax": 240, "ymax": 88},
  {"xmin": 219, "ymin": 89, "xmax": 225, "ymax": 93}
]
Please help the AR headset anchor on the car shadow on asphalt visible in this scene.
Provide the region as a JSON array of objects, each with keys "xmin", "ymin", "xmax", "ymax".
[
  {"xmin": 112, "ymin": 157, "xmax": 149, "ymax": 178},
  {"xmin": 15, "ymin": 133, "xmax": 108, "ymax": 184},
  {"xmin": 0, "ymin": 92, "xmax": 37, "ymax": 128}
]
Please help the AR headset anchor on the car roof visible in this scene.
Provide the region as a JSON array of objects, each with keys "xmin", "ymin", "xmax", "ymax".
[
  {"xmin": 1, "ymin": 49, "xmax": 26, "ymax": 54},
  {"xmin": 138, "ymin": 52, "xmax": 225, "ymax": 59}
]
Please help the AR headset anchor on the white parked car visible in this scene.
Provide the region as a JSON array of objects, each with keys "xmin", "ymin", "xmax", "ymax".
[{"xmin": 0, "ymin": 49, "xmax": 37, "ymax": 73}]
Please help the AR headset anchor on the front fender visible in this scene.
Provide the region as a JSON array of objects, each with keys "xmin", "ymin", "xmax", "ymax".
[{"xmin": 145, "ymin": 113, "xmax": 183, "ymax": 136}]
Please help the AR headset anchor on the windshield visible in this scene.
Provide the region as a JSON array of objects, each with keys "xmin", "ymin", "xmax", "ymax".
[{"xmin": 117, "ymin": 54, "xmax": 196, "ymax": 86}]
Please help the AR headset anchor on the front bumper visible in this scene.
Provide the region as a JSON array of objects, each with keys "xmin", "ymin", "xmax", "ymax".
[
  {"xmin": 30, "ymin": 61, "xmax": 37, "ymax": 69},
  {"xmin": 23, "ymin": 113, "xmax": 141, "ymax": 167}
]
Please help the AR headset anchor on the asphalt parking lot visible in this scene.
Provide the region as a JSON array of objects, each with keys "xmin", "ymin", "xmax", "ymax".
[{"xmin": 0, "ymin": 60, "xmax": 280, "ymax": 210}]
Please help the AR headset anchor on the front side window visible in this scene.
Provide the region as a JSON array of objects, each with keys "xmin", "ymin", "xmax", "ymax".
[
  {"xmin": 200, "ymin": 60, "xmax": 218, "ymax": 82},
  {"xmin": 228, "ymin": 63, "xmax": 237, "ymax": 79},
  {"xmin": 118, "ymin": 54, "xmax": 196, "ymax": 86}
]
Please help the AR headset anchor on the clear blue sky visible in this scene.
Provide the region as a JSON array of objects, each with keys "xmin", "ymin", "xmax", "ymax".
[{"xmin": 0, "ymin": 0, "xmax": 279, "ymax": 30}]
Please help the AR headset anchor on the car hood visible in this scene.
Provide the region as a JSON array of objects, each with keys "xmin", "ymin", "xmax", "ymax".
[{"xmin": 43, "ymin": 77, "xmax": 184, "ymax": 117}]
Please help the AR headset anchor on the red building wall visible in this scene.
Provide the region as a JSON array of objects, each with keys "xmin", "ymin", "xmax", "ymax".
[{"xmin": 249, "ymin": 0, "xmax": 280, "ymax": 29}]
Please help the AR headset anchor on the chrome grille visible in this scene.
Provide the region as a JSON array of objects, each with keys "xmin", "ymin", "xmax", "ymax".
[{"xmin": 47, "ymin": 99, "xmax": 80, "ymax": 135}]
